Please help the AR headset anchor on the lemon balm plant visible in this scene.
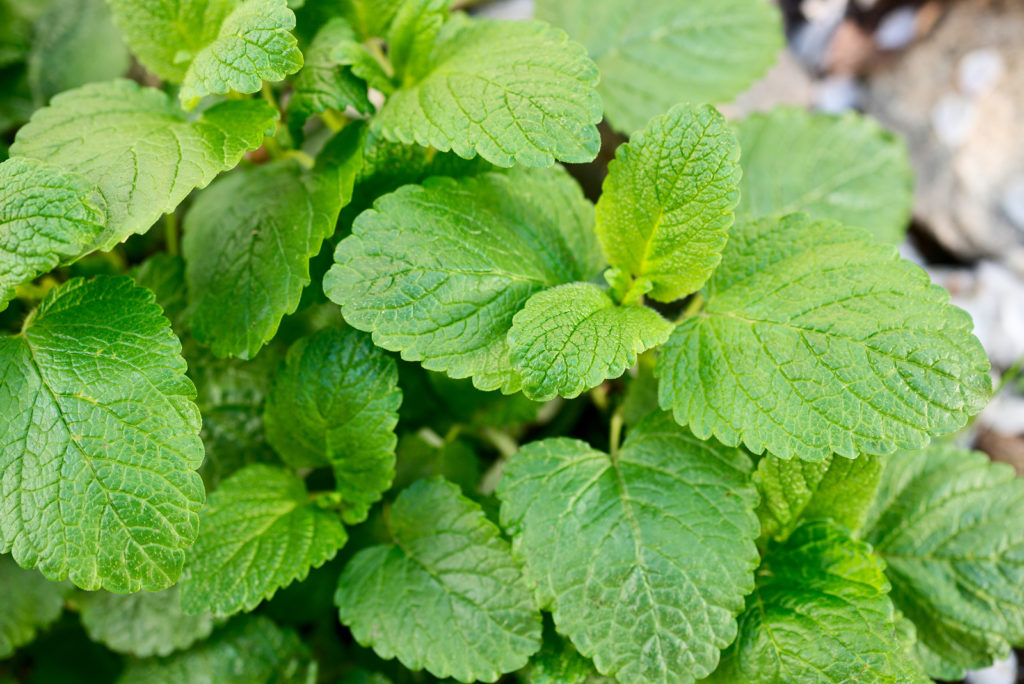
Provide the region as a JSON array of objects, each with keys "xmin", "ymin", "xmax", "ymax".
[{"xmin": 0, "ymin": 0, "xmax": 1020, "ymax": 682}]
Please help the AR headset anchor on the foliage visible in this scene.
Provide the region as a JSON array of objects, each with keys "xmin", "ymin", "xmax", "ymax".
[{"xmin": 0, "ymin": 0, "xmax": 1016, "ymax": 682}]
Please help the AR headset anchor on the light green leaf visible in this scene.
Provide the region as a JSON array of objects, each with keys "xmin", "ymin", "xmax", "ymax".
[
  {"xmin": 286, "ymin": 17, "xmax": 371, "ymax": 141},
  {"xmin": 118, "ymin": 615, "xmax": 316, "ymax": 683},
  {"xmin": 338, "ymin": 0, "xmax": 403, "ymax": 38},
  {"xmin": 336, "ymin": 477, "xmax": 542, "ymax": 683},
  {"xmin": 0, "ymin": 556, "xmax": 69, "ymax": 658},
  {"xmin": 863, "ymin": 445, "xmax": 1024, "ymax": 678},
  {"xmin": 181, "ymin": 465, "xmax": 347, "ymax": 617},
  {"xmin": 594, "ymin": 104, "xmax": 741, "ymax": 303},
  {"xmin": 108, "ymin": 0, "xmax": 302, "ymax": 108},
  {"xmin": 264, "ymin": 327, "xmax": 400, "ymax": 524},
  {"xmin": 710, "ymin": 521, "xmax": 929, "ymax": 683},
  {"xmin": 508, "ymin": 283, "xmax": 671, "ymax": 401},
  {"xmin": 27, "ymin": 0, "xmax": 129, "ymax": 104},
  {"xmin": 78, "ymin": 585, "xmax": 214, "ymax": 657},
  {"xmin": 386, "ymin": 0, "xmax": 450, "ymax": 85},
  {"xmin": 756, "ymin": 453, "xmax": 884, "ymax": 541},
  {"xmin": 374, "ymin": 15, "xmax": 601, "ymax": 167},
  {"xmin": 10, "ymin": 79, "xmax": 276, "ymax": 251},
  {"xmin": 0, "ymin": 276, "xmax": 204, "ymax": 592},
  {"xmin": 184, "ymin": 128, "xmax": 362, "ymax": 359},
  {"xmin": 537, "ymin": 0, "xmax": 782, "ymax": 134},
  {"xmin": 736, "ymin": 107, "xmax": 915, "ymax": 244},
  {"xmin": 325, "ymin": 167, "xmax": 601, "ymax": 394},
  {"xmin": 0, "ymin": 157, "xmax": 106, "ymax": 312},
  {"xmin": 497, "ymin": 412, "xmax": 760, "ymax": 683},
  {"xmin": 657, "ymin": 213, "xmax": 991, "ymax": 461}
]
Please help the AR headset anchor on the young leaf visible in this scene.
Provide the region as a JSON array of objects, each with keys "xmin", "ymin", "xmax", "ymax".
[
  {"xmin": 710, "ymin": 521, "xmax": 929, "ymax": 683},
  {"xmin": 108, "ymin": 0, "xmax": 302, "ymax": 108},
  {"xmin": 386, "ymin": 0, "xmax": 450, "ymax": 85},
  {"xmin": 336, "ymin": 477, "xmax": 542, "ymax": 683},
  {"xmin": 497, "ymin": 412, "xmax": 760, "ymax": 684},
  {"xmin": 736, "ymin": 107, "xmax": 915, "ymax": 244},
  {"xmin": 180, "ymin": 465, "xmax": 348, "ymax": 617},
  {"xmin": 0, "ymin": 276, "xmax": 205, "ymax": 592},
  {"xmin": 78, "ymin": 586, "xmax": 214, "ymax": 658},
  {"xmin": 756, "ymin": 453, "xmax": 884, "ymax": 541},
  {"xmin": 118, "ymin": 615, "xmax": 316, "ymax": 683},
  {"xmin": 0, "ymin": 556, "xmax": 70, "ymax": 658},
  {"xmin": 264, "ymin": 327, "xmax": 401, "ymax": 524},
  {"xmin": 286, "ymin": 17, "xmax": 371, "ymax": 141},
  {"xmin": 325, "ymin": 167, "xmax": 601, "ymax": 394},
  {"xmin": 594, "ymin": 104, "xmax": 741, "ymax": 303},
  {"xmin": 184, "ymin": 127, "xmax": 362, "ymax": 359},
  {"xmin": 863, "ymin": 445, "xmax": 1024, "ymax": 678},
  {"xmin": 536, "ymin": 0, "xmax": 782, "ymax": 134},
  {"xmin": 0, "ymin": 157, "xmax": 106, "ymax": 311},
  {"xmin": 373, "ymin": 15, "xmax": 602, "ymax": 167},
  {"xmin": 507, "ymin": 283, "xmax": 672, "ymax": 401},
  {"xmin": 658, "ymin": 213, "xmax": 991, "ymax": 461},
  {"xmin": 10, "ymin": 79, "xmax": 276, "ymax": 251},
  {"xmin": 26, "ymin": 0, "xmax": 129, "ymax": 104}
]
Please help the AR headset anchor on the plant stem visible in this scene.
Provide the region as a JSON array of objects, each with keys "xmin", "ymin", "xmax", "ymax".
[
  {"xmin": 995, "ymin": 355, "xmax": 1024, "ymax": 395},
  {"xmin": 609, "ymin": 407, "xmax": 624, "ymax": 460},
  {"xmin": 676, "ymin": 293, "xmax": 705, "ymax": 323},
  {"xmin": 164, "ymin": 211, "xmax": 179, "ymax": 256},
  {"xmin": 320, "ymin": 109, "xmax": 347, "ymax": 132}
]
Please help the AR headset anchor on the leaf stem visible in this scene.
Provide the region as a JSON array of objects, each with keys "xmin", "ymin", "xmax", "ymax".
[
  {"xmin": 676, "ymin": 292, "xmax": 705, "ymax": 323},
  {"xmin": 609, "ymin": 406, "xmax": 624, "ymax": 460},
  {"xmin": 164, "ymin": 211, "xmax": 179, "ymax": 256}
]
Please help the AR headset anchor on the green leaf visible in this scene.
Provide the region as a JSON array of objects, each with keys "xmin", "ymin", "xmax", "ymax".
[
  {"xmin": 264, "ymin": 327, "xmax": 401, "ymax": 524},
  {"xmin": 108, "ymin": 0, "xmax": 302, "ymax": 108},
  {"xmin": 507, "ymin": 283, "xmax": 672, "ymax": 401},
  {"xmin": 863, "ymin": 445, "xmax": 1024, "ymax": 678},
  {"xmin": 336, "ymin": 477, "xmax": 542, "ymax": 683},
  {"xmin": 374, "ymin": 15, "xmax": 602, "ymax": 167},
  {"xmin": 133, "ymin": 254, "xmax": 187, "ymax": 329},
  {"xmin": 594, "ymin": 104, "xmax": 741, "ymax": 303},
  {"xmin": 10, "ymin": 79, "xmax": 276, "ymax": 251},
  {"xmin": 497, "ymin": 412, "xmax": 760, "ymax": 683},
  {"xmin": 325, "ymin": 167, "xmax": 601, "ymax": 394},
  {"xmin": 338, "ymin": 0, "xmax": 403, "ymax": 38},
  {"xmin": 537, "ymin": 0, "xmax": 782, "ymax": 134},
  {"xmin": 657, "ymin": 213, "xmax": 991, "ymax": 461},
  {"xmin": 184, "ymin": 128, "xmax": 362, "ymax": 359},
  {"xmin": 0, "ymin": 276, "xmax": 205, "ymax": 592},
  {"xmin": 286, "ymin": 17, "xmax": 371, "ymax": 141},
  {"xmin": 736, "ymin": 107, "xmax": 915, "ymax": 244},
  {"xmin": 77, "ymin": 585, "xmax": 214, "ymax": 657},
  {"xmin": 26, "ymin": 0, "xmax": 129, "ymax": 104},
  {"xmin": 181, "ymin": 465, "xmax": 347, "ymax": 617},
  {"xmin": 386, "ymin": 0, "xmax": 450, "ymax": 85},
  {"xmin": 0, "ymin": 157, "xmax": 106, "ymax": 312},
  {"xmin": 710, "ymin": 521, "xmax": 929, "ymax": 683},
  {"xmin": 526, "ymin": 623, "xmax": 610, "ymax": 684},
  {"xmin": 0, "ymin": 556, "xmax": 69, "ymax": 658},
  {"xmin": 118, "ymin": 615, "xmax": 316, "ymax": 683},
  {"xmin": 756, "ymin": 453, "xmax": 884, "ymax": 541}
]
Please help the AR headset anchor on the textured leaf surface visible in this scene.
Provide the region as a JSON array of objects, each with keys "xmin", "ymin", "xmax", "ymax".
[
  {"xmin": 498, "ymin": 412, "xmax": 760, "ymax": 683},
  {"xmin": 27, "ymin": 0, "xmax": 129, "ymax": 104},
  {"xmin": 657, "ymin": 213, "xmax": 991, "ymax": 461},
  {"xmin": 537, "ymin": 0, "xmax": 781, "ymax": 133},
  {"xmin": 118, "ymin": 615, "xmax": 316, "ymax": 683},
  {"xmin": 508, "ymin": 283, "xmax": 671, "ymax": 401},
  {"xmin": 78, "ymin": 585, "xmax": 214, "ymax": 657},
  {"xmin": 184, "ymin": 129, "xmax": 361, "ymax": 359},
  {"xmin": 0, "ymin": 157, "xmax": 106, "ymax": 311},
  {"xmin": 181, "ymin": 465, "xmax": 347, "ymax": 617},
  {"xmin": 10, "ymin": 80, "xmax": 275, "ymax": 250},
  {"xmin": 736, "ymin": 108, "xmax": 914, "ymax": 244},
  {"xmin": 0, "ymin": 277, "xmax": 204, "ymax": 592},
  {"xmin": 756, "ymin": 454, "xmax": 884, "ymax": 541},
  {"xmin": 711, "ymin": 521, "xmax": 928, "ymax": 683},
  {"xmin": 863, "ymin": 446, "xmax": 1024, "ymax": 678},
  {"xmin": 287, "ymin": 17, "xmax": 370, "ymax": 140},
  {"xmin": 325, "ymin": 167, "xmax": 601, "ymax": 393},
  {"xmin": 0, "ymin": 556, "xmax": 69, "ymax": 658},
  {"xmin": 375, "ymin": 15, "xmax": 601, "ymax": 167},
  {"xmin": 265, "ymin": 328, "xmax": 400, "ymax": 523},
  {"xmin": 336, "ymin": 477, "xmax": 541, "ymax": 683},
  {"xmin": 109, "ymin": 0, "xmax": 302, "ymax": 107},
  {"xmin": 594, "ymin": 104, "xmax": 740, "ymax": 303}
]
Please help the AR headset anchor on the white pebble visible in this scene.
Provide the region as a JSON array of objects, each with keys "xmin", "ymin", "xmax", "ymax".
[
  {"xmin": 1000, "ymin": 176, "xmax": 1024, "ymax": 232},
  {"xmin": 931, "ymin": 94, "xmax": 976, "ymax": 148},
  {"xmin": 966, "ymin": 652, "xmax": 1017, "ymax": 684},
  {"xmin": 958, "ymin": 48, "xmax": 1006, "ymax": 95},
  {"xmin": 816, "ymin": 75, "xmax": 863, "ymax": 113},
  {"xmin": 875, "ymin": 7, "xmax": 918, "ymax": 50}
]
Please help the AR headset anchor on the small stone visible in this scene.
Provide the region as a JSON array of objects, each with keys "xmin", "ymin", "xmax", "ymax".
[
  {"xmin": 816, "ymin": 75, "xmax": 863, "ymax": 113},
  {"xmin": 875, "ymin": 7, "xmax": 919, "ymax": 51},
  {"xmin": 958, "ymin": 48, "xmax": 1005, "ymax": 96},
  {"xmin": 966, "ymin": 651, "xmax": 1018, "ymax": 684},
  {"xmin": 1001, "ymin": 176, "xmax": 1024, "ymax": 232},
  {"xmin": 931, "ymin": 94, "xmax": 976, "ymax": 148}
]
